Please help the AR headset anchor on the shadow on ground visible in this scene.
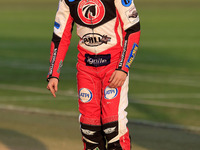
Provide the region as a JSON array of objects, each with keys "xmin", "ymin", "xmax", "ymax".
[
  {"xmin": 129, "ymin": 123, "xmax": 200, "ymax": 150},
  {"xmin": 1, "ymin": 109, "xmax": 200, "ymax": 150},
  {"xmin": 128, "ymin": 104, "xmax": 200, "ymax": 150},
  {"xmin": 0, "ymin": 128, "xmax": 47, "ymax": 150}
]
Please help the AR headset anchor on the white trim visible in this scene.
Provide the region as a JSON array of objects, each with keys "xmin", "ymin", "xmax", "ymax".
[{"xmin": 116, "ymin": 74, "xmax": 129, "ymax": 141}]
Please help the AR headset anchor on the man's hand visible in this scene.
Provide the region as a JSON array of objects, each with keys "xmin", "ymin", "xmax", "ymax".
[
  {"xmin": 47, "ymin": 78, "xmax": 59, "ymax": 97},
  {"xmin": 108, "ymin": 70, "xmax": 127, "ymax": 88}
]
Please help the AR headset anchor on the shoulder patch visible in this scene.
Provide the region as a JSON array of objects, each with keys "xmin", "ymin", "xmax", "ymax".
[
  {"xmin": 54, "ymin": 22, "xmax": 60, "ymax": 29},
  {"xmin": 121, "ymin": 0, "xmax": 132, "ymax": 7}
]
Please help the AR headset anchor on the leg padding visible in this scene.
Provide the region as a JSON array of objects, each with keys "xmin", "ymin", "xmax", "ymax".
[{"xmin": 81, "ymin": 123, "xmax": 106, "ymax": 150}]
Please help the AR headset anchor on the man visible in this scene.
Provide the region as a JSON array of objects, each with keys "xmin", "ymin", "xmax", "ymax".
[{"xmin": 47, "ymin": 0, "xmax": 140, "ymax": 149}]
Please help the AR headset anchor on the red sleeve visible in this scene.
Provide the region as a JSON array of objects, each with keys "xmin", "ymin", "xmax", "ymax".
[
  {"xmin": 47, "ymin": 1, "xmax": 74, "ymax": 81},
  {"xmin": 117, "ymin": 28, "xmax": 141, "ymax": 73},
  {"xmin": 115, "ymin": 0, "xmax": 141, "ymax": 74}
]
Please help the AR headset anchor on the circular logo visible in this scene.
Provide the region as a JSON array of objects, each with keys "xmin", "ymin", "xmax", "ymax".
[
  {"xmin": 79, "ymin": 88, "xmax": 93, "ymax": 103},
  {"xmin": 121, "ymin": 0, "xmax": 132, "ymax": 7},
  {"xmin": 104, "ymin": 87, "xmax": 118, "ymax": 100},
  {"xmin": 78, "ymin": 0, "xmax": 105, "ymax": 25}
]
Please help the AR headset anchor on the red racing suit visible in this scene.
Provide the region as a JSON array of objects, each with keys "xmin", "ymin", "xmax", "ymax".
[{"xmin": 47, "ymin": 0, "xmax": 140, "ymax": 150}]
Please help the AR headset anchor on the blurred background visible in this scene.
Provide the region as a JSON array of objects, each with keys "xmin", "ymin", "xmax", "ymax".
[{"xmin": 0, "ymin": 0, "xmax": 200, "ymax": 149}]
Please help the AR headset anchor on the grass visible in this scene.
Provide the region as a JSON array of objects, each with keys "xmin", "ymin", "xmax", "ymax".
[
  {"xmin": 0, "ymin": 110, "xmax": 200, "ymax": 150},
  {"xmin": 0, "ymin": 0, "xmax": 200, "ymax": 149}
]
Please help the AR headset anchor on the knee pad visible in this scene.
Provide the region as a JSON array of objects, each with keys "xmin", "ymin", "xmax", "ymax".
[
  {"xmin": 103, "ymin": 122, "xmax": 131, "ymax": 150},
  {"xmin": 103, "ymin": 121, "xmax": 122, "ymax": 150},
  {"xmin": 107, "ymin": 141, "xmax": 122, "ymax": 150},
  {"xmin": 81, "ymin": 123, "xmax": 106, "ymax": 150}
]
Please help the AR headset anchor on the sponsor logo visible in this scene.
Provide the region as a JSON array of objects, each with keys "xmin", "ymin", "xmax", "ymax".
[
  {"xmin": 54, "ymin": 22, "xmax": 60, "ymax": 29},
  {"xmin": 125, "ymin": 43, "xmax": 138, "ymax": 69},
  {"xmin": 104, "ymin": 127, "xmax": 116, "ymax": 134},
  {"xmin": 81, "ymin": 129, "xmax": 96, "ymax": 135},
  {"xmin": 129, "ymin": 10, "xmax": 138, "ymax": 18},
  {"xmin": 126, "ymin": 6, "xmax": 138, "ymax": 23},
  {"xmin": 118, "ymin": 40, "xmax": 128, "ymax": 68},
  {"xmin": 121, "ymin": 0, "xmax": 132, "ymax": 7},
  {"xmin": 57, "ymin": 60, "xmax": 63, "ymax": 73},
  {"xmin": 78, "ymin": 0, "xmax": 105, "ymax": 25},
  {"xmin": 68, "ymin": 0, "xmax": 75, "ymax": 2},
  {"xmin": 85, "ymin": 54, "xmax": 110, "ymax": 67},
  {"xmin": 79, "ymin": 88, "xmax": 93, "ymax": 103},
  {"xmin": 104, "ymin": 87, "xmax": 118, "ymax": 100},
  {"xmin": 49, "ymin": 48, "xmax": 58, "ymax": 75},
  {"xmin": 82, "ymin": 33, "xmax": 111, "ymax": 47}
]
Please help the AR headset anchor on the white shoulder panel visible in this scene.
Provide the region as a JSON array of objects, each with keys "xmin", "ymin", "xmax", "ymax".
[
  {"xmin": 54, "ymin": 0, "xmax": 71, "ymax": 38},
  {"xmin": 115, "ymin": 0, "xmax": 140, "ymax": 30}
]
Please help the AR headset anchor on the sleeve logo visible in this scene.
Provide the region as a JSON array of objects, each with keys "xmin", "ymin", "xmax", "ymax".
[
  {"xmin": 57, "ymin": 60, "xmax": 63, "ymax": 73},
  {"xmin": 54, "ymin": 22, "xmax": 60, "ymax": 29},
  {"xmin": 125, "ymin": 43, "xmax": 138, "ymax": 69},
  {"xmin": 121, "ymin": 0, "xmax": 132, "ymax": 7}
]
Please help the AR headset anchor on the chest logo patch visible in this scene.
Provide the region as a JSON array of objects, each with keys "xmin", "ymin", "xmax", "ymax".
[
  {"xmin": 82, "ymin": 33, "xmax": 111, "ymax": 47},
  {"xmin": 78, "ymin": 0, "xmax": 105, "ymax": 25}
]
